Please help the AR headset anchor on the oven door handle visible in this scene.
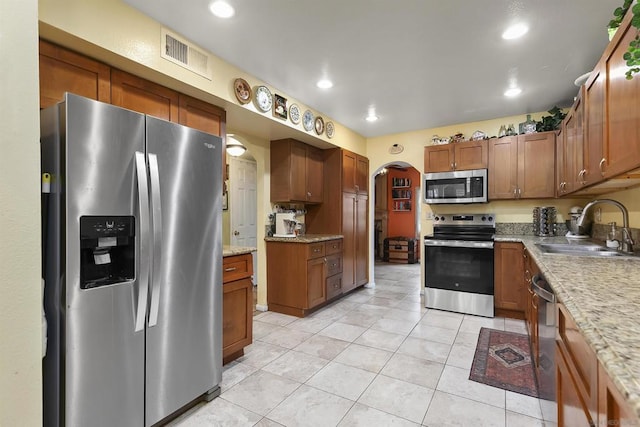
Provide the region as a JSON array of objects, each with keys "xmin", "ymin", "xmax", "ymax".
[{"xmin": 424, "ymin": 240, "xmax": 494, "ymax": 249}]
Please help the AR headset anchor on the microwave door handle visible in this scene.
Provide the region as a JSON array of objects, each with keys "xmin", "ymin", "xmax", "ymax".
[
  {"xmin": 134, "ymin": 152, "xmax": 150, "ymax": 333},
  {"xmin": 148, "ymin": 153, "xmax": 163, "ymax": 328}
]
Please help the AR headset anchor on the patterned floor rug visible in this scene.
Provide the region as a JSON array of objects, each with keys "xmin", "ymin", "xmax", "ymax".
[{"xmin": 469, "ymin": 327, "xmax": 539, "ymax": 398}]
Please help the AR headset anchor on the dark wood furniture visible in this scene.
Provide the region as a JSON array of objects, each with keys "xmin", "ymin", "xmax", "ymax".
[
  {"xmin": 266, "ymin": 238, "xmax": 343, "ymax": 317},
  {"xmin": 222, "ymin": 252, "xmax": 253, "ymax": 364}
]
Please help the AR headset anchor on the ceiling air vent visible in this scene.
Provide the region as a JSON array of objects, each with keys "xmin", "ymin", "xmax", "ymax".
[{"xmin": 161, "ymin": 28, "xmax": 212, "ymax": 80}]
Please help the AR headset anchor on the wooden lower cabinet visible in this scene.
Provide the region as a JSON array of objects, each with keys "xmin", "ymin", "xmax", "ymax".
[
  {"xmin": 556, "ymin": 342, "xmax": 594, "ymax": 427},
  {"xmin": 222, "ymin": 253, "xmax": 253, "ymax": 365},
  {"xmin": 494, "ymin": 242, "xmax": 525, "ymax": 318},
  {"xmin": 598, "ymin": 364, "xmax": 637, "ymax": 426},
  {"xmin": 267, "ymin": 239, "xmax": 343, "ymax": 317}
]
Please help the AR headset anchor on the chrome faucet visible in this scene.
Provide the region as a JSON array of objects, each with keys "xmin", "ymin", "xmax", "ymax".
[{"xmin": 577, "ymin": 199, "xmax": 635, "ymax": 254}]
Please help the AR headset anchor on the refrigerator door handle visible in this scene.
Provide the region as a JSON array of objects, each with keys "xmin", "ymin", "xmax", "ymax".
[
  {"xmin": 148, "ymin": 153, "xmax": 163, "ymax": 327},
  {"xmin": 134, "ymin": 151, "xmax": 150, "ymax": 332}
]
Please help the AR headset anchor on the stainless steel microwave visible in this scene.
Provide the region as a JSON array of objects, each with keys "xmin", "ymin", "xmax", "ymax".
[{"xmin": 424, "ymin": 169, "xmax": 488, "ymax": 204}]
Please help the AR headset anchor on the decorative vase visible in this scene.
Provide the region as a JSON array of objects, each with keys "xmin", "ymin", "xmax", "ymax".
[
  {"xmin": 523, "ymin": 114, "xmax": 537, "ymax": 134},
  {"xmin": 498, "ymin": 125, "xmax": 507, "ymax": 138}
]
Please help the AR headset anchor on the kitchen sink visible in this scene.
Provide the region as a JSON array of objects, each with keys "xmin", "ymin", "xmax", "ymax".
[{"xmin": 535, "ymin": 242, "xmax": 634, "ymax": 258}]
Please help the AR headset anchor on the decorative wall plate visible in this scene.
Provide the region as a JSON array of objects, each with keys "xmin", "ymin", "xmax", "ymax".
[
  {"xmin": 289, "ymin": 103, "xmax": 301, "ymax": 124},
  {"xmin": 233, "ymin": 78, "xmax": 252, "ymax": 104},
  {"xmin": 326, "ymin": 121, "xmax": 335, "ymax": 138},
  {"xmin": 314, "ymin": 116, "xmax": 325, "ymax": 135},
  {"xmin": 302, "ymin": 109, "xmax": 314, "ymax": 131},
  {"xmin": 254, "ymin": 85, "xmax": 272, "ymax": 112}
]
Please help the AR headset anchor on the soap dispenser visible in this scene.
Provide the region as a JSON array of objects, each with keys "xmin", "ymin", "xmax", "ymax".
[{"xmin": 606, "ymin": 222, "xmax": 620, "ymax": 249}]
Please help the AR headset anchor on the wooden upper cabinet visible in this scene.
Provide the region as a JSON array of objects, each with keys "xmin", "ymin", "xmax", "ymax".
[
  {"xmin": 111, "ymin": 69, "xmax": 179, "ymax": 122},
  {"xmin": 560, "ymin": 86, "xmax": 585, "ymax": 195},
  {"xmin": 488, "ymin": 136, "xmax": 519, "ymax": 199},
  {"xmin": 584, "ymin": 62, "xmax": 606, "ymax": 187},
  {"xmin": 518, "ymin": 132, "xmax": 556, "ymax": 199},
  {"xmin": 489, "ymin": 133, "xmax": 555, "ymax": 200},
  {"xmin": 342, "ymin": 149, "xmax": 369, "ymax": 194},
  {"xmin": 39, "ymin": 40, "xmax": 111, "ymax": 109},
  {"xmin": 178, "ymin": 94, "xmax": 226, "ymax": 137},
  {"xmin": 425, "ymin": 140, "xmax": 488, "ymax": 173},
  {"xmin": 270, "ymin": 139, "xmax": 323, "ymax": 203},
  {"xmin": 604, "ymin": 22, "xmax": 640, "ymax": 178}
]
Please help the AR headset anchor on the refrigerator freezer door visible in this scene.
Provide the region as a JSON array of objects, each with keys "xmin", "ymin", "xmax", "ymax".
[
  {"xmin": 144, "ymin": 117, "xmax": 223, "ymax": 425},
  {"xmin": 62, "ymin": 94, "xmax": 146, "ymax": 426}
]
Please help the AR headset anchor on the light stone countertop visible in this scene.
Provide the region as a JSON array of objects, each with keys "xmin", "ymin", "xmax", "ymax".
[
  {"xmin": 223, "ymin": 245, "xmax": 256, "ymax": 257},
  {"xmin": 496, "ymin": 235, "xmax": 640, "ymax": 417},
  {"xmin": 264, "ymin": 234, "xmax": 343, "ymax": 243}
]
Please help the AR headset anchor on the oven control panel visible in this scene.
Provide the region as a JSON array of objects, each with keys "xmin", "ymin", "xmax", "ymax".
[{"xmin": 432, "ymin": 213, "xmax": 495, "ymax": 227}]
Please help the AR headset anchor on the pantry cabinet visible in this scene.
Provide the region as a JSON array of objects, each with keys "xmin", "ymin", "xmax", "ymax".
[
  {"xmin": 488, "ymin": 132, "xmax": 556, "ymax": 200},
  {"xmin": 494, "ymin": 242, "xmax": 525, "ymax": 318},
  {"xmin": 270, "ymin": 139, "xmax": 324, "ymax": 204},
  {"xmin": 342, "ymin": 149, "xmax": 369, "ymax": 194},
  {"xmin": 306, "ymin": 148, "xmax": 369, "ymax": 291},
  {"xmin": 424, "ymin": 139, "xmax": 488, "ymax": 173},
  {"xmin": 266, "ymin": 238, "xmax": 343, "ymax": 317},
  {"xmin": 222, "ymin": 253, "xmax": 253, "ymax": 364}
]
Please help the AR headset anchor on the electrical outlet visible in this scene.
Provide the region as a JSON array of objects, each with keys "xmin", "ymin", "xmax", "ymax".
[{"xmin": 595, "ymin": 207, "xmax": 602, "ymax": 223}]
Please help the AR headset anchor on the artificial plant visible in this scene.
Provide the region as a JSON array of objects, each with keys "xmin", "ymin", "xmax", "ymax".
[
  {"xmin": 608, "ymin": 0, "xmax": 640, "ymax": 79},
  {"xmin": 536, "ymin": 107, "xmax": 566, "ymax": 132}
]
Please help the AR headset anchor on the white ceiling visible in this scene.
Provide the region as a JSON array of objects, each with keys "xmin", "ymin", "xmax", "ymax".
[{"xmin": 124, "ymin": 0, "xmax": 619, "ymax": 138}]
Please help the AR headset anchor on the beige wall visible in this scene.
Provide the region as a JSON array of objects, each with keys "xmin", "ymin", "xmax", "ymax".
[{"xmin": 0, "ymin": 0, "xmax": 43, "ymax": 425}]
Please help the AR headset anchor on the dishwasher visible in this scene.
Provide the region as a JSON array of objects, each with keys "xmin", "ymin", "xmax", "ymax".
[{"xmin": 532, "ymin": 273, "xmax": 556, "ymax": 404}]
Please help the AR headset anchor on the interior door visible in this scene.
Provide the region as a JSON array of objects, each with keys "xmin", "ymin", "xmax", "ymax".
[{"xmin": 230, "ymin": 156, "xmax": 258, "ymax": 282}]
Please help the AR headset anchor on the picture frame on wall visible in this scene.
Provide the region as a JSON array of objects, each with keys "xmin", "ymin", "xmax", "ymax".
[{"xmin": 273, "ymin": 94, "xmax": 287, "ymax": 120}]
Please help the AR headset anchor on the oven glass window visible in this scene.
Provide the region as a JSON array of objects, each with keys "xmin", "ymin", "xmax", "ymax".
[{"xmin": 425, "ymin": 245, "xmax": 494, "ymax": 295}]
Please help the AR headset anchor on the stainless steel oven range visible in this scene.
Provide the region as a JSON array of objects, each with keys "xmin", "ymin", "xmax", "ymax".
[{"xmin": 424, "ymin": 213, "xmax": 495, "ymax": 317}]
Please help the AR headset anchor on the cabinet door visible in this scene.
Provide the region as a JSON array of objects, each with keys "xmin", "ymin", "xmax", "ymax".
[
  {"xmin": 518, "ymin": 132, "xmax": 556, "ymax": 199},
  {"xmin": 556, "ymin": 124, "xmax": 567, "ymax": 196},
  {"xmin": 222, "ymin": 278, "xmax": 252, "ymax": 362},
  {"xmin": 306, "ymin": 257, "xmax": 326, "ymax": 308},
  {"xmin": 289, "ymin": 142, "xmax": 308, "ymax": 201},
  {"xmin": 342, "ymin": 150, "xmax": 358, "ymax": 193},
  {"xmin": 557, "ymin": 344, "xmax": 594, "ymax": 427},
  {"xmin": 454, "ymin": 140, "xmax": 488, "ymax": 170},
  {"xmin": 111, "ymin": 69, "xmax": 179, "ymax": 121},
  {"xmin": 494, "ymin": 242, "xmax": 524, "ymax": 313},
  {"xmin": 342, "ymin": 193, "xmax": 356, "ymax": 292},
  {"xmin": 598, "ymin": 364, "xmax": 637, "ymax": 427},
  {"xmin": 564, "ymin": 88, "xmax": 585, "ymax": 194},
  {"xmin": 604, "ymin": 23, "xmax": 640, "ymax": 178},
  {"xmin": 488, "ymin": 137, "xmax": 518, "ymax": 199},
  {"xmin": 306, "ymin": 146, "xmax": 324, "ymax": 203},
  {"xmin": 356, "ymin": 155, "xmax": 369, "ymax": 194},
  {"xmin": 39, "ymin": 40, "xmax": 111, "ymax": 109},
  {"xmin": 355, "ymin": 193, "xmax": 368, "ymax": 287},
  {"xmin": 584, "ymin": 62, "xmax": 606, "ymax": 186},
  {"xmin": 424, "ymin": 145, "xmax": 454, "ymax": 173}
]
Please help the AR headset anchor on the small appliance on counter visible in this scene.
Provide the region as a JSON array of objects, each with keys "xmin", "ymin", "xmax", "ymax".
[
  {"xmin": 565, "ymin": 206, "xmax": 592, "ymax": 239},
  {"xmin": 274, "ymin": 212, "xmax": 298, "ymax": 237}
]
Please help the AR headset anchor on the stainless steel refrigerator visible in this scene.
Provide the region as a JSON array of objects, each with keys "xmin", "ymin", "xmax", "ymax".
[{"xmin": 41, "ymin": 93, "xmax": 223, "ymax": 426}]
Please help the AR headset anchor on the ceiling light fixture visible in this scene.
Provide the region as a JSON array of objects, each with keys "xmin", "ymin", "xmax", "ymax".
[
  {"xmin": 209, "ymin": 1, "xmax": 235, "ymax": 18},
  {"xmin": 504, "ymin": 87, "xmax": 522, "ymax": 97},
  {"xmin": 502, "ymin": 23, "xmax": 528, "ymax": 40},
  {"xmin": 226, "ymin": 136, "xmax": 246, "ymax": 157},
  {"xmin": 316, "ymin": 79, "xmax": 333, "ymax": 89},
  {"xmin": 365, "ymin": 114, "xmax": 379, "ymax": 122}
]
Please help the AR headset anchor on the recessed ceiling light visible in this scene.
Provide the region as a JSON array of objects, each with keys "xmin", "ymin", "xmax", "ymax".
[
  {"xmin": 502, "ymin": 23, "xmax": 528, "ymax": 40},
  {"xmin": 504, "ymin": 87, "xmax": 522, "ymax": 97},
  {"xmin": 365, "ymin": 114, "xmax": 379, "ymax": 122},
  {"xmin": 209, "ymin": 1, "xmax": 235, "ymax": 18},
  {"xmin": 316, "ymin": 79, "xmax": 333, "ymax": 89}
]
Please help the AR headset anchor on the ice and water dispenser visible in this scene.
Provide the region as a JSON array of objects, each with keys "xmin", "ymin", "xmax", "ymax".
[{"xmin": 80, "ymin": 216, "xmax": 135, "ymax": 289}]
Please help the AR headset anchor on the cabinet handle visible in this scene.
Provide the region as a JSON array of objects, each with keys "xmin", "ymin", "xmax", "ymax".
[
  {"xmin": 355, "ymin": 185, "xmax": 359, "ymax": 191},
  {"xmin": 307, "ymin": 191, "xmax": 312, "ymax": 199},
  {"xmin": 313, "ymin": 248, "xmax": 321, "ymax": 253},
  {"xmin": 513, "ymin": 188, "xmax": 517, "ymax": 197},
  {"xmin": 323, "ymin": 257, "xmax": 327, "ymax": 263},
  {"xmin": 334, "ymin": 283, "xmax": 340, "ymax": 289},
  {"xmin": 224, "ymin": 267, "xmax": 237, "ymax": 272},
  {"xmin": 451, "ymin": 163, "xmax": 455, "ymax": 170},
  {"xmin": 517, "ymin": 188, "xmax": 521, "ymax": 198},
  {"xmin": 599, "ymin": 158, "xmax": 606, "ymax": 176}
]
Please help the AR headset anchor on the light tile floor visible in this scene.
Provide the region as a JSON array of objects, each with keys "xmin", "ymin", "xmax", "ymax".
[{"xmin": 169, "ymin": 262, "xmax": 558, "ymax": 426}]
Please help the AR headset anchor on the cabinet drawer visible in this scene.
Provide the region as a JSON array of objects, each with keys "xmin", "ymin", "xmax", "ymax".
[
  {"xmin": 326, "ymin": 274, "xmax": 343, "ymax": 300},
  {"xmin": 325, "ymin": 254, "xmax": 343, "ymax": 277},
  {"xmin": 325, "ymin": 239, "xmax": 343, "ymax": 255},
  {"xmin": 557, "ymin": 303, "xmax": 598, "ymax": 422},
  {"xmin": 223, "ymin": 253, "xmax": 253, "ymax": 283},
  {"xmin": 307, "ymin": 242, "xmax": 326, "ymax": 259}
]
